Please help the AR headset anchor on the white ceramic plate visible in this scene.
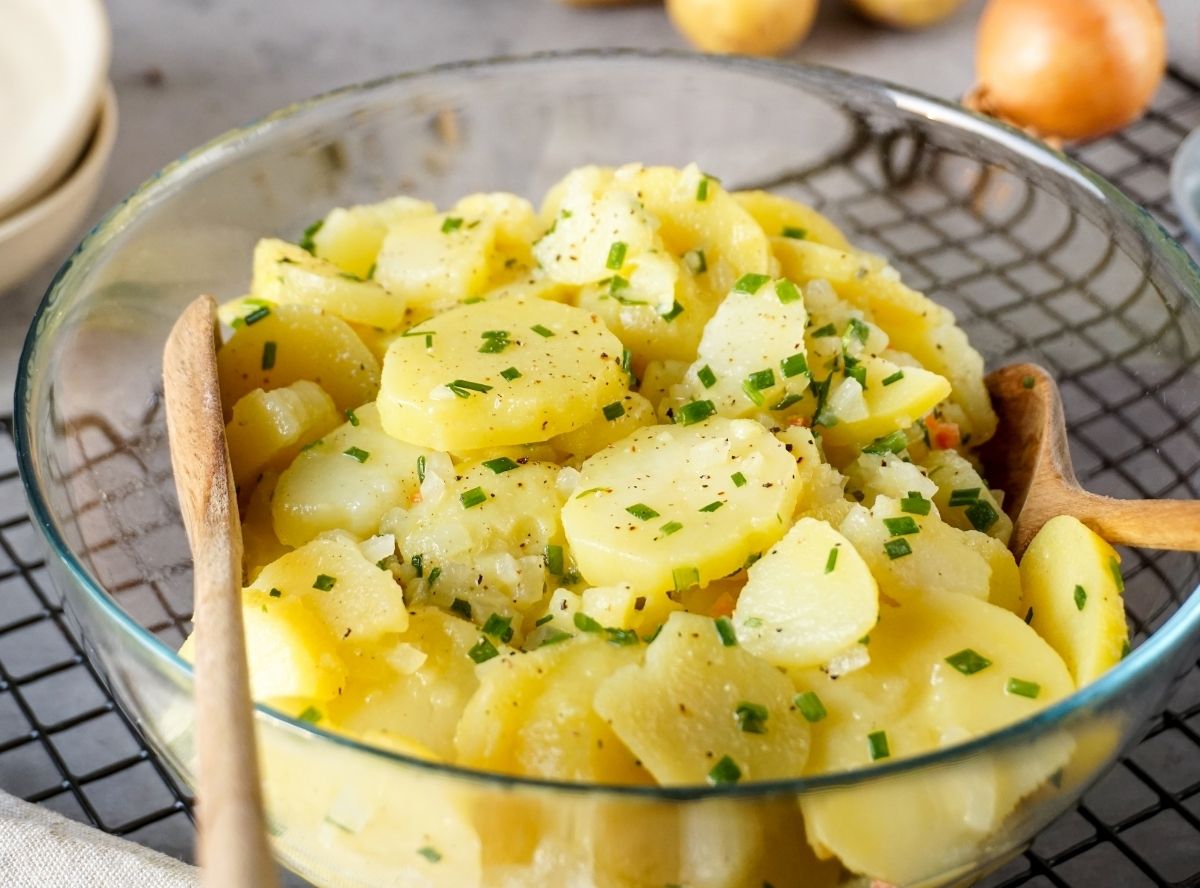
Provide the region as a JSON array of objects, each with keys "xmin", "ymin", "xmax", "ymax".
[
  {"xmin": 1170, "ymin": 127, "xmax": 1200, "ymax": 247},
  {"xmin": 0, "ymin": 84, "xmax": 117, "ymax": 294},
  {"xmin": 0, "ymin": 0, "xmax": 110, "ymax": 219}
]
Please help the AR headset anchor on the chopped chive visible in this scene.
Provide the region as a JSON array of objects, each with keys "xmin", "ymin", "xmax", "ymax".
[
  {"xmin": 417, "ymin": 846, "xmax": 442, "ymax": 863},
  {"xmin": 824, "ymin": 547, "xmax": 839, "ymax": 574},
  {"xmin": 261, "ymin": 341, "xmax": 277, "ymax": 370},
  {"xmin": 884, "ymin": 538, "xmax": 912, "ymax": 560},
  {"xmin": 965, "ymin": 499, "xmax": 999, "ymax": 532},
  {"xmin": 602, "ymin": 401, "xmax": 626, "ymax": 421},
  {"xmin": 742, "ymin": 380, "xmax": 765, "ymax": 406},
  {"xmin": 468, "ymin": 637, "xmax": 499, "ymax": 663},
  {"xmin": 244, "ymin": 305, "xmax": 271, "ymax": 325},
  {"xmin": 696, "ymin": 177, "xmax": 711, "ymax": 202},
  {"xmin": 882, "ymin": 370, "xmax": 905, "ymax": 386},
  {"xmin": 948, "ymin": 487, "xmax": 981, "ymax": 507},
  {"xmin": 743, "ymin": 551, "xmax": 762, "ymax": 570},
  {"xmin": 677, "ymin": 399, "xmax": 717, "ymax": 426},
  {"xmin": 345, "ymin": 408, "xmax": 360, "ymax": 426},
  {"xmin": 1022, "ymin": 375, "xmax": 1036, "ymax": 389},
  {"xmin": 482, "ymin": 613, "xmax": 514, "ymax": 643},
  {"xmin": 607, "ymin": 275, "xmax": 631, "ymax": 298},
  {"xmin": 844, "ymin": 318, "xmax": 870, "ymax": 345},
  {"xmin": 417, "ymin": 455, "xmax": 427, "ymax": 483},
  {"xmin": 500, "ymin": 366, "xmax": 522, "ymax": 381},
  {"xmin": 297, "ymin": 706, "xmax": 322, "ymax": 724},
  {"xmin": 715, "ymin": 616, "xmax": 738, "ymax": 647},
  {"xmin": 606, "ymin": 241, "xmax": 628, "ymax": 270},
  {"xmin": 367, "ymin": 262, "xmax": 376, "ymax": 279},
  {"xmin": 706, "ymin": 755, "xmax": 741, "ymax": 786},
  {"xmin": 460, "ymin": 487, "xmax": 487, "ymax": 509},
  {"xmin": 1109, "ymin": 557, "xmax": 1124, "ymax": 593},
  {"xmin": 775, "ymin": 279, "xmax": 802, "ymax": 304},
  {"xmin": 1006, "ymin": 677, "xmax": 1041, "ymax": 699},
  {"xmin": 300, "ymin": 438, "xmax": 323, "ymax": 452},
  {"xmin": 312, "ymin": 574, "xmax": 336, "ymax": 591},
  {"xmin": 575, "ymin": 486, "xmax": 612, "ymax": 498},
  {"xmin": 660, "ymin": 520, "xmax": 684, "ymax": 536},
  {"xmin": 731, "ymin": 472, "xmax": 748, "ymax": 487},
  {"xmin": 626, "ymin": 503, "xmax": 659, "ymax": 521},
  {"xmin": 411, "ymin": 554, "xmax": 424, "ymax": 577},
  {"xmin": 643, "ymin": 624, "xmax": 664, "ymax": 644},
  {"xmin": 450, "ymin": 598, "xmax": 472, "ymax": 620},
  {"xmin": 770, "ymin": 393, "xmax": 803, "ymax": 410},
  {"xmin": 733, "ymin": 273, "xmax": 770, "ymax": 294},
  {"xmin": 780, "ymin": 353, "xmax": 808, "ymax": 378},
  {"xmin": 661, "ymin": 300, "xmax": 685, "ymax": 322},
  {"xmin": 574, "ymin": 612, "xmax": 603, "ymax": 633},
  {"xmin": 482, "ymin": 456, "xmax": 519, "ymax": 474},
  {"xmin": 845, "ymin": 362, "xmax": 867, "ymax": 389},
  {"xmin": 699, "ymin": 501, "xmax": 724, "ymax": 513},
  {"xmin": 673, "ymin": 566, "xmax": 700, "ymax": 591},
  {"xmin": 812, "ymin": 323, "xmax": 837, "ymax": 338},
  {"xmin": 867, "ymin": 730, "xmax": 890, "ymax": 761},
  {"xmin": 900, "ymin": 492, "xmax": 931, "ymax": 515},
  {"xmin": 479, "ymin": 337, "xmax": 510, "ymax": 354},
  {"xmin": 427, "ymin": 566, "xmax": 442, "ymax": 587},
  {"xmin": 883, "ymin": 516, "xmax": 920, "ymax": 536},
  {"xmin": 684, "ymin": 249, "xmax": 707, "ymax": 274},
  {"xmin": 945, "ymin": 648, "xmax": 993, "ymax": 676},
  {"xmin": 1121, "ymin": 638, "xmax": 1132, "ymax": 659},
  {"xmin": 747, "ymin": 368, "xmax": 776, "ymax": 390},
  {"xmin": 401, "ymin": 328, "xmax": 436, "ymax": 338},
  {"xmin": 545, "ymin": 544, "xmax": 564, "ymax": 575},
  {"xmin": 795, "ymin": 691, "xmax": 827, "ymax": 723},
  {"xmin": 531, "ymin": 324, "xmax": 555, "ymax": 338},
  {"xmin": 539, "ymin": 627, "xmax": 573, "ymax": 647},
  {"xmin": 735, "ymin": 701, "xmax": 769, "ymax": 734},
  {"xmin": 1074, "ymin": 584, "xmax": 1088, "ymax": 611},
  {"xmin": 782, "ymin": 226, "xmax": 808, "ymax": 240},
  {"xmin": 441, "ymin": 216, "xmax": 464, "ymax": 233},
  {"xmin": 447, "ymin": 379, "xmax": 493, "ymax": 398},
  {"xmin": 535, "ymin": 613, "xmax": 554, "ymax": 627},
  {"xmin": 268, "ymin": 587, "xmax": 282, "ymax": 598},
  {"xmin": 605, "ymin": 627, "xmax": 639, "ymax": 646},
  {"xmin": 1025, "ymin": 606, "xmax": 1035, "ymax": 624},
  {"xmin": 620, "ymin": 347, "xmax": 636, "ymax": 387},
  {"xmin": 862, "ymin": 430, "xmax": 908, "ymax": 456},
  {"xmin": 343, "ymin": 446, "xmax": 370, "ymax": 463},
  {"xmin": 299, "ymin": 219, "xmax": 324, "ymax": 254},
  {"xmin": 697, "ymin": 365, "xmax": 717, "ymax": 389}
]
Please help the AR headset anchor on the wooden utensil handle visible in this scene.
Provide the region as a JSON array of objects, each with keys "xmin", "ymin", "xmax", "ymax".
[{"xmin": 1076, "ymin": 492, "xmax": 1200, "ymax": 551}]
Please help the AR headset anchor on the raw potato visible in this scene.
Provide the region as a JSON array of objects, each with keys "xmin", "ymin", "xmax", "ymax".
[
  {"xmin": 681, "ymin": 276, "xmax": 809, "ymax": 419},
  {"xmin": 224, "ymin": 379, "xmax": 341, "ymax": 490},
  {"xmin": 667, "ymin": 0, "xmax": 818, "ymax": 56},
  {"xmin": 734, "ymin": 190, "xmax": 852, "ymax": 251},
  {"xmin": 561, "ymin": 418, "xmax": 802, "ymax": 596},
  {"xmin": 377, "ymin": 296, "xmax": 628, "ymax": 451},
  {"xmin": 1019, "ymin": 515, "xmax": 1129, "ymax": 685},
  {"xmin": 850, "ymin": 0, "xmax": 965, "ymax": 28},
  {"xmin": 456, "ymin": 638, "xmax": 650, "ymax": 784},
  {"xmin": 248, "ymin": 533, "xmax": 409, "ymax": 641},
  {"xmin": 216, "ymin": 304, "xmax": 380, "ymax": 417},
  {"xmin": 272, "ymin": 403, "xmax": 444, "ymax": 547},
  {"xmin": 594, "ymin": 612, "xmax": 810, "ymax": 784},
  {"xmin": 249, "ymin": 238, "xmax": 406, "ymax": 330},
  {"xmin": 310, "ymin": 195, "xmax": 437, "ymax": 280},
  {"xmin": 551, "ymin": 391, "xmax": 656, "ymax": 464},
  {"xmin": 734, "ymin": 517, "xmax": 879, "ymax": 668}
]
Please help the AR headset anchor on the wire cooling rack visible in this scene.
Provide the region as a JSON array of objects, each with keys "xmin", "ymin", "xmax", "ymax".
[{"xmin": 2, "ymin": 69, "xmax": 1200, "ymax": 887}]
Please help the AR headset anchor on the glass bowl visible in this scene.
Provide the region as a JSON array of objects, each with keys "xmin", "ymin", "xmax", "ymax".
[{"xmin": 15, "ymin": 50, "xmax": 1200, "ymax": 888}]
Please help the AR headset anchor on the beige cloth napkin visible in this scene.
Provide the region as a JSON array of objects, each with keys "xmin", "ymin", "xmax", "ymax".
[{"xmin": 0, "ymin": 790, "xmax": 197, "ymax": 887}]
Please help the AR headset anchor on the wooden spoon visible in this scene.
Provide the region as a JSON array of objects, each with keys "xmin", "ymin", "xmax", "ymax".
[
  {"xmin": 163, "ymin": 295, "xmax": 280, "ymax": 888},
  {"xmin": 981, "ymin": 362, "xmax": 1200, "ymax": 558}
]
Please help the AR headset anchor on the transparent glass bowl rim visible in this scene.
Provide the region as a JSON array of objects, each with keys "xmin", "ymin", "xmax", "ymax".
[{"xmin": 14, "ymin": 48, "xmax": 1200, "ymax": 801}]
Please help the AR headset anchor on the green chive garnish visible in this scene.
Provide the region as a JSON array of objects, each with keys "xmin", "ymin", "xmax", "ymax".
[
  {"xmin": 602, "ymin": 401, "xmax": 626, "ymax": 421},
  {"xmin": 299, "ymin": 219, "xmax": 324, "ymax": 254},
  {"xmin": 673, "ymin": 566, "xmax": 700, "ymax": 591},
  {"xmin": 531, "ymin": 324, "xmax": 555, "ymax": 338},
  {"xmin": 244, "ymin": 305, "xmax": 271, "ymax": 325},
  {"xmin": 605, "ymin": 627, "xmax": 639, "ymax": 646},
  {"xmin": 411, "ymin": 554, "xmax": 424, "ymax": 577},
  {"xmin": 460, "ymin": 487, "xmax": 487, "ymax": 509},
  {"xmin": 795, "ymin": 691, "xmax": 827, "ymax": 723},
  {"xmin": 482, "ymin": 613, "xmax": 514, "ymax": 643},
  {"xmin": 261, "ymin": 341, "xmax": 277, "ymax": 370},
  {"xmin": 884, "ymin": 539, "xmax": 912, "ymax": 560},
  {"xmin": 883, "ymin": 516, "xmax": 920, "ymax": 536},
  {"xmin": 707, "ymin": 755, "xmax": 741, "ymax": 785},
  {"xmin": 1006, "ymin": 677, "xmax": 1041, "ymax": 699},
  {"xmin": 824, "ymin": 547, "xmax": 839, "ymax": 574},
  {"xmin": 715, "ymin": 616, "xmax": 737, "ymax": 647},
  {"xmin": 626, "ymin": 503, "xmax": 659, "ymax": 521},
  {"xmin": 684, "ymin": 249, "xmax": 707, "ymax": 274},
  {"xmin": 500, "ymin": 366, "xmax": 522, "ymax": 381},
  {"xmin": 441, "ymin": 216, "xmax": 463, "ymax": 233},
  {"xmin": 882, "ymin": 370, "xmax": 905, "ymax": 386},
  {"xmin": 845, "ymin": 318, "xmax": 870, "ymax": 345},
  {"xmin": 534, "ymin": 613, "xmax": 554, "ymax": 627},
  {"xmin": 447, "ymin": 379, "xmax": 493, "ymax": 398},
  {"xmin": 1074, "ymin": 584, "xmax": 1088, "ymax": 611},
  {"xmin": 945, "ymin": 648, "xmax": 992, "ymax": 676},
  {"xmin": 868, "ymin": 730, "xmax": 890, "ymax": 761},
  {"xmin": 696, "ymin": 177, "xmax": 711, "ymax": 202},
  {"xmin": 343, "ymin": 446, "xmax": 369, "ymax": 463},
  {"xmin": 771, "ymin": 393, "xmax": 803, "ymax": 410},
  {"xmin": 697, "ymin": 365, "xmax": 717, "ymax": 388},
  {"xmin": 699, "ymin": 501, "xmax": 724, "ymax": 513},
  {"xmin": 812, "ymin": 323, "xmax": 837, "ymax": 337},
  {"xmin": 735, "ymin": 701, "xmax": 769, "ymax": 734},
  {"xmin": 733, "ymin": 273, "xmax": 770, "ymax": 294},
  {"xmin": 775, "ymin": 279, "xmax": 802, "ymax": 304},
  {"xmin": 450, "ymin": 598, "xmax": 472, "ymax": 619},
  {"xmin": 574, "ymin": 612, "xmax": 603, "ymax": 633},
  {"xmin": 1109, "ymin": 557, "xmax": 1124, "ymax": 593},
  {"xmin": 862, "ymin": 430, "xmax": 908, "ymax": 456},
  {"xmin": 780, "ymin": 353, "xmax": 808, "ymax": 378},
  {"xmin": 965, "ymin": 499, "xmax": 999, "ymax": 532},
  {"xmin": 298, "ymin": 706, "xmax": 322, "ymax": 723},
  {"xmin": 312, "ymin": 574, "xmax": 336, "ymax": 591},
  {"xmin": 545, "ymin": 545, "xmax": 564, "ymax": 575},
  {"xmin": 900, "ymin": 492, "xmax": 931, "ymax": 515},
  {"xmin": 268, "ymin": 588, "xmax": 282, "ymax": 598},
  {"xmin": 660, "ymin": 520, "xmax": 683, "ymax": 536},
  {"xmin": 345, "ymin": 408, "xmax": 360, "ymax": 426},
  {"xmin": 661, "ymin": 300, "xmax": 684, "ymax": 322},
  {"xmin": 468, "ymin": 637, "xmax": 499, "ymax": 663},
  {"xmin": 677, "ymin": 399, "xmax": 717, "ymax": 426},
  {"xmin": 948, "ymin": 488, "xmax": 981, "ymax": 507},
  {"xmin": 417, "ymin": 455, "xmax": 427, "ymax": 483},
  {"xmin": 482, "ymin": 456, "xmax": 519, "ymax": 474},
  {"xmin": 747, "ymin": 368, "xmax": 776, "ymax": 390},
  {"xmin": 731, "ymin": 472, "xmax": 747, "ymax": 487},
  {"xmin": 417, "ymin": 846, "xmax": 442, "ymax": 863},
  {"xmin": 606, "ymin": 241, "xmax": 628, "ymax": 270},
  {"xmin": 782, "ymin": 226, "xmax": 807, "ymax": 240},
  {"xmin": 428, "ymin": 566, "xmax": 442, "ymax": 587}
]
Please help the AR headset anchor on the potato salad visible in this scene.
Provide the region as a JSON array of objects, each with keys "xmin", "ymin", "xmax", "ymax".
[{"xmin": 192, "ymin": 163, "xmax": 1130, "ymax": 879}]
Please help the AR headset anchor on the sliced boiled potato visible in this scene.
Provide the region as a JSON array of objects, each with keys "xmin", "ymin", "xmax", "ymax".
[
  {"xmin": 533, "ymin": 187, "xmax": 661, "ymax": 286},
  {"xmin": 248, "ymin": 533, "xmax": 408, "ymax": 641},
  {"xmin": 240, "ymin": 471, "xmax": 290, "ymax": 582},
  {"xmin": 272, "ymin": 402, "xmax": 445, "ymax": 547},
  {"xmin": 580, "ymin": 582, "xmax": 678, "ymax": 636},
  {"xmin": 216, "ymin": 304, "xmax": 380, "ymax": 418},
  {"xmin": 377, "ymin": 296, "xmax": 627, "ymax": 451},
  {"xmin": 922, "ymin": 448, "xmax": 1013, "ymax": 544},
  {"xmin": 249, "ymin": 238, "xmax": 406, "ymax": 330},
  {"xmin": 681, "ymin": 276, "xmax": 810, "ymax": 419},
  {"xmin": 734, "ymin": 189, "xmax": 852, "ymax": 250},
  {"xmin": 561, "ymin": 418, "xmax": 801, "ymax": 596},
  {"xmin": 225, "ymin": 379, "xmax": 341, "ymax": 490},
  {"xmin": 817, "ymin": 356, "xmax": 951, "ymax": 453},
  {"xmin": 1019, "ymin": 515, "xmax": 1129, "ymax": 686},
  {"xmin": 456, "ymin": 637, "xmax": 650, "ymax": 784},
  {"xmin": 373, "ymin": 211, "xmax": 496, "ymax": 310},
  {"xmin": 594, "ymin": 612, "xmax": 809, "ymax": 785},
  {"xmin": 310, "ymin": 195, "xmax": 437, "ymax": 279},
  {"xmin": 550, "ymin": 390, "xmax": 656, "ymax": 464},
  {"xmin": 734, "ymin": 517, "xmax": 878, "ymax": 668}
]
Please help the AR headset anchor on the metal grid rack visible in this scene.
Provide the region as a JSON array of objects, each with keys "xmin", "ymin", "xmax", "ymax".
[{"xmin": 2, "ymin": 69, "xmax": 1200, "ymax": 887}]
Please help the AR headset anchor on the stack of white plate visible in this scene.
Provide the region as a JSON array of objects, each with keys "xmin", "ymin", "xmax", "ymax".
[{"xmin": 0, "ymin": 0, "xmax": 116, "ymax": 293}]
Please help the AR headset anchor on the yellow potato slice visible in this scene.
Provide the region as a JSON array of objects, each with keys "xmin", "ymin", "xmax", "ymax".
[
  {"xmin": 734, "ymin": 517, "xmax": 878, "ymax": 668},
  {"xmin": 550, "ymin": 390, "xmax": 656, "ymax": 464},
  {"xmin": 373, "ymin": 211, "xmax": 496, "ymax": 310},
  {"xmin": 240, "ymin": 471, "xmax": 290, "ymax": 583},
  {"xmin": 561, "ymin": 418, "xmax": 801, "ymax": 596},
  {"xmin": 250, "ymin": 238, "xmax": 406, "ymax": 330},
  {"xmin": 310, "ymin": 195, "xmax": 437, "ymax": 279},
  {"xmin": 1019, "ymin": 515, "xmax": 1129, "ymax": 685},
  {"xmin": 593, "ymin": 611, "xmax": 809, "ymax": 785},
  {"xmin": 225, "ymin": 379, "xmax": 341, "ymax": 490},
  {"xmin": 817, "ymin": 356, "xmax": 951, "ymax": 453},
  {"xmin": 216, "ymin": 304, "xmax": 380, "ymax": 418},
  {"xmin": 734, "ymin": 189, "xmax": 852, "ymax": 250},
  {"xmin": 377, "ymin": 296, "xmax": 627, "ymax": 451}
]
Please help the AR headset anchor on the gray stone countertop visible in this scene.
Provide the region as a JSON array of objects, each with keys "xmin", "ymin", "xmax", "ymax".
[{"xmin": 1, "ymin": 0, "xmax": 1198, "ymax": 412}]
